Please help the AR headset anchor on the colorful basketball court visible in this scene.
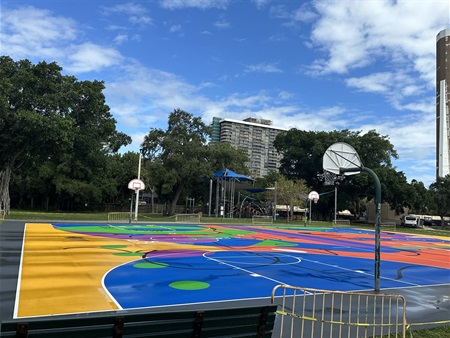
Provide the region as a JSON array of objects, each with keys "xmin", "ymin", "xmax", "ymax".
[{"xmin": 13, "ymin": 222, "xmax": 450, "ymax": 319}]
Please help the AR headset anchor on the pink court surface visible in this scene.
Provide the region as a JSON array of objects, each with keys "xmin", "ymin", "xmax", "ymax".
[{"xmin": 3, "ymin": 221, "xmax": 450, "ymax": 321}]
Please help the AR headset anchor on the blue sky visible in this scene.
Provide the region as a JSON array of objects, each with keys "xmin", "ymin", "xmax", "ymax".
[{"xmin": 1, "ymin": 0, "xmax": 449, "ymax": 186}]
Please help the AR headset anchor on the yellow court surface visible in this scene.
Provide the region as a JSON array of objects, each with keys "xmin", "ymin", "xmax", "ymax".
[
  {"xmin": 13, "ymin": 222, "xmax": 450, "ymax": 320},
  {"xmin": 16, "ymin": 223, "xmax": 214, "ymax": 317}
]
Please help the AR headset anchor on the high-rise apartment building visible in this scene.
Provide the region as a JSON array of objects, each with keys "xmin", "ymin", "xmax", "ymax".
[
  {"xmin": 211, "ymin": 117, "xmax": 287, "ymax": 178},
  {"xmin": 436, "ymin": 28, "xmax": 450, "ymax": 178}
]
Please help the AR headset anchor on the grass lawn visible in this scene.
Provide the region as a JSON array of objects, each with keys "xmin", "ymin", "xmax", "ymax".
[
  {"xmin": 4, "ymin": 210, "xmax": 449, "ymax": 237},
  {"xmin": 384, "ymin": 325, "xmax": 450, "ymax": 337}
]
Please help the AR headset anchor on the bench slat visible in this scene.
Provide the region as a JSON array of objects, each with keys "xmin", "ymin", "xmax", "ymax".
[{"xmin": 1, "ymin": 305, "xmax": 278, "ymax": 338}]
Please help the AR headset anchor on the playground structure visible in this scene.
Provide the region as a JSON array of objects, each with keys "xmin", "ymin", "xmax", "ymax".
[
  {"xmin": 210, "ymin": 168, "xmax": 272, "ymax": 219},
  {"xmin": 208, "ymin": 168, "xmax": 309, "ymax": 220}
]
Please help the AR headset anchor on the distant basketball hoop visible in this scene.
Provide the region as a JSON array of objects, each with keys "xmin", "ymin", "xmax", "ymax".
[
  {"xmin": 128, "ymin": 179, "xmax": 145, "ymax": 191},
  {"xmin": 308, "ymin": 190, "xmax": 319, "ymax": 203}
]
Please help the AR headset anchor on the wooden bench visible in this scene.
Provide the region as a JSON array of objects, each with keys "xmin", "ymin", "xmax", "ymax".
[{"xmin": 1, "ymin": 304, "xmax": 278, "ymax": 338}]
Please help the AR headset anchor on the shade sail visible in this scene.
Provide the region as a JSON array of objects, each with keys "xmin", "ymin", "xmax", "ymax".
[{"xmin": 213, "ymin": 168, "xmax": 253, "ymax": 181}]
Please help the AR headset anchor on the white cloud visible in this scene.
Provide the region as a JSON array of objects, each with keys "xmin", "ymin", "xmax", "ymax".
[
  {"xmin": 345, "ymin": 71, "xmax": 431, "ymax": 112},
  {"xmin": 169, "ymin": 24, "xmax": 182, "ymax": 33},
  {"xmin": 160, "ymin": 0, "xmax": 231, "ymax": 10},
  {"xmin": 0, "ymin": 6, "xmax": 126, "ymax": 75},
  {"xmin": 244, "ymin": 63, "xmax": 283, "ymax": 74},
  {"xmin": 214, "ymin": 19, "xmax": 231, "ymax": 29},
  {"xmin": 114, "ymin": 34, "xmax": 129, "ymax": 45},
  {"xmin": 0, "ymin": 6, "xmax": 77, "ymax": 61},
  {"xmin": 251, "ymin": 0, "xmax": 271, "ymax": 10},
  {"xmin": 346, "ymin": 72, "xmax": 392, "ymax": 94},
  {"xmin": 101, "ymin": 3, "xmax": 152, "ymax": 25},
  {"xmin": 66, "ymin": 43, "xmax": 124, "ymax": 73},
  {"xmin": 309, "ymin": 0, "xmax": 448, "ymax": 77},
  {"xmin": 269, "ymin": 3, "xmax": 317, "ymax": 23}
]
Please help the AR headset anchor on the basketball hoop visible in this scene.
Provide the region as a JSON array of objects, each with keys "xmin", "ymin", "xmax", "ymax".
[
  {"xmin": 323, "ymin": 142, "xmax": 362, "ymax": 175},
  {"xmin": 308, "ymin": 191, "xmax": 319, "ymax": 203},
  {"xmin": 128, "ymin": 179, "xmax": 145, "ymax": 191}
]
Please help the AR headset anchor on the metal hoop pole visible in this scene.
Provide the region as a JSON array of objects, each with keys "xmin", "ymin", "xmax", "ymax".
[{"xmin": 341, "ymin": 166, "xmax": 381, "ymax": 292}]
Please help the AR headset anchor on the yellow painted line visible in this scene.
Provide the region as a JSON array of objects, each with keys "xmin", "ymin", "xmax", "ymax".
[{"xmin": 16, "ymin": 223, "xmax": 217, "ymax": 318}]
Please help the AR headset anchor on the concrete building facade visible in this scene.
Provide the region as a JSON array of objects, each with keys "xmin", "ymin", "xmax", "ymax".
[
  {"xmin": 436, "ymin": 28, "xmax": 450, "ymax": 178},
  {"xmin": 211, "ymin": 117, "xmax": 287, "ymax": 178}
]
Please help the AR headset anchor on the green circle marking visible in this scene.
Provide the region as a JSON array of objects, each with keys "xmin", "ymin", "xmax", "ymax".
[
  {"xmin": 169, "ymin": 281, "xmax": 210, "ymax": 290},
  {"xmin": 102, "ymin": 245, "xmax": 127, "ymax": 249},
  {"xmin": 113, "ymin": 252, "xmax": 142, "ymax": 256},
  {"xmin": 134, "ymin": 262, "xmax": 168, "ymax": 269}
]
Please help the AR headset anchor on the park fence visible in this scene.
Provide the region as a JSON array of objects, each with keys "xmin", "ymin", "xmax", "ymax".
[{"xmin": 271, "ymin": 284, "xmax": 407, "ymax": 338}]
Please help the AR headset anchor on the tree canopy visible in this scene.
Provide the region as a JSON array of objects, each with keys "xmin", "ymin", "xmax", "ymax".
[
  {"xmin": 0, "ymin": 56, "xmax": 130, "ymax": 213},
  {"xmin": 273, "ymin": 129, "xmax": 409, "ymax": 217},
  {"xmin": 429, "ymin": 175, "xmax": 450, "ymax": 224},
  {"xmin": 141, "ymin": 109, "xmax": 250, "ymax": 215}
]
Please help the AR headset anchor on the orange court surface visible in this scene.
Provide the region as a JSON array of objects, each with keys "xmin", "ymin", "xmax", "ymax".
[{"xmin": 2, "ymin": 221, "xmax": 448, "ymax": 321}]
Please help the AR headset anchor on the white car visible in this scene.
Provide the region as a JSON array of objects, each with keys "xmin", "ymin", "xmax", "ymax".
[{"xmin": 401, "ymin": 215, "xmax": 418, "ymax": 227}]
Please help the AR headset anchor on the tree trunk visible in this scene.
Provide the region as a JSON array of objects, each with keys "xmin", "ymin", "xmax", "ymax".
[
  {"xmin": 169, "ymin": 183, "xmax": 185, "ymax": 216},
  {"xmin": 0, "ymin": 164, "xmax": 13, "ymax": 215}
]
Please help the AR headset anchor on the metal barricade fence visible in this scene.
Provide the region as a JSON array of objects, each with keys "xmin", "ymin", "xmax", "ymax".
[
  {"xmin": 175, "ymin": 213, "xmax": 201, "ymax": 223},
  {"xmin": 107, "ymin": 212, "xmax": 130, "ymax": 222},
  {"xmin": 271, "ymin": 285, "xmax": 407, "ymax": 338}
]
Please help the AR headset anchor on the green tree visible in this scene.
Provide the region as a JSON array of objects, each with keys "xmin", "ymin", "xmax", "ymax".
[
  {"xmin": 408, "ymin": 179, "xmax": 431, "ymax": 215},
  {"xmin": 429, "ymin": 175, "xmax": 450, "ymax": 225},
  {"xmin": 141, "ymin": 110, "xmax": 252, "ymax": 215},
  {"xmin": 105, "ymin": 152, "xmax": 143, "ymax": 205},
  {"xmin": 1, "ymin": 56, "xmax": 130, "ymax": 213},
  {"xmin": 191, "ymin": 142, "xmax": 250, "ymax": 213},
  {"xmin": 273, "ymin": 129, "xmax": 408, "ymax": 218},
  {"xmin": 373, "ymin": 166, "xmax": 411, "ymax": 215},
  {"xmin": 206, "ymin": 142, "xmax": 250, "ymax": 176},
  {"xmin": 271, "ymin": 176, "xmax": 309, "ymax": 221},
  {"xmin": 1, "ymin": 57, "xmax": 74, "ymax": 214},
  {"xmin": 141, "ymin": 109, "xmax": 211, "ymax": 215}
]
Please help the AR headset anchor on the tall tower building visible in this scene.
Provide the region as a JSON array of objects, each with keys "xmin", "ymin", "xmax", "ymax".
[
  {"xmin": 212, "ymin": 117, "xmax": 287, "ymax": 178},
  {"xmin": 436, "ymin": 29, "xmax": 450, "ymax": 178}
]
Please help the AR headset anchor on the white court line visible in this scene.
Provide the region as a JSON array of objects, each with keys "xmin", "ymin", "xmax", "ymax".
[
  {"xmin": 108, "ymin": 224, "xmax": 179, "ymax": 232},
  {"xmin": 202, "ymin": 252, "xmax": 296, "ymax": 286},
  {"xmin": 296, "ymin": 256, "xmax": 420, "ymax": 287},
  {"xmin": 13, "ymin": 223, "xmax": 27, "ymax": 319},
  {"xmin": 107, "ymin": 224, "xmax": 125, "ymax": 231}
]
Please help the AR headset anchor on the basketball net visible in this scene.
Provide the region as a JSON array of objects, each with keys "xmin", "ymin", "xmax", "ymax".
[{"xmin": 322, "ymin": 170, "xmax": 338, "ymax": 186}]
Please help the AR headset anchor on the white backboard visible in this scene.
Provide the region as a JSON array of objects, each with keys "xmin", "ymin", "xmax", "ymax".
[
  {"xmin": 128, "ymin": 178, "xmax": 145, "ymax": 191},
  {"xmin": 308, "ymin": 191, "xmax": 319, "ymax": 201},
  {"xmin": 323, "ymin": 142, "xmax": 362, "ymax": 175}
]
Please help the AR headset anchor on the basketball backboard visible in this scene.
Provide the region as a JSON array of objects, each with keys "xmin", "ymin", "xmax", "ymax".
[
  {"xmin": 323, "ymin": 142, "xmax": 362, "ymax": 175},
  {"xmin": 128, "ymin": 179, "xmax": 145, "ymax": 191},
  {"xmin": 308, "ymin": 191, "xmax": 319, "ymax": 201}
]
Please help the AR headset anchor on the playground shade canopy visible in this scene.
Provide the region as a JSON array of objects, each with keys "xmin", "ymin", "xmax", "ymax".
[{"xmin": 213, "ymin": 169, "xmax": 253, "ymax": 181}]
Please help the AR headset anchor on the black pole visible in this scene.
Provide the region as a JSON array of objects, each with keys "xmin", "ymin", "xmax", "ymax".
[{"xmin": 341, "ymin": 167, "xmax": 381, "ymax": 292}]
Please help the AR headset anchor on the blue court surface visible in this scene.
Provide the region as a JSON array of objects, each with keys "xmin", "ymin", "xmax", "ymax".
[{"xmin": 11, "ymin": 222, "xmax": 450, "ymax": 317}]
